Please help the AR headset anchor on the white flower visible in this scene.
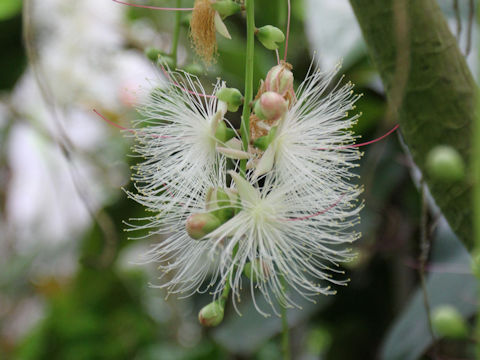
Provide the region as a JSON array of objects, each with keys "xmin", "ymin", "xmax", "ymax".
[
  {"xmin": 254, "ymin": 62, "xmax": 362, "ymax": 210},
  {"xmin": 201, "ymin": 172, "xmax": 361, "ymax": 316},
  {"xmin": 127, "ymin": 71, "xmax": 234, "ymax": 234}
]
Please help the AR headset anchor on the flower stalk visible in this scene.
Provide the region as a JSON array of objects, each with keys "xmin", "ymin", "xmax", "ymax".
[{"xmin": 239, "ymin": 0, "xmax": 255, "ymax": 176}]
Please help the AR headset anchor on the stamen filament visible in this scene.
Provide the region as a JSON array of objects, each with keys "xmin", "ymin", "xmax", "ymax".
[{"xmin": 112, "ymin": 0, "xmax": 193, "ymax": 11}]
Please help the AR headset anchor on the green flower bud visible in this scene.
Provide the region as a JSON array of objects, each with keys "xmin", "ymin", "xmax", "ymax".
[
  {"xmin": 256, "ymin": 25, "xmax": 285, "ymax": 50},
  {"xmin": 432, "ymin": 305, "xmax": 468, "ymax": 339},
  {"xmin": 198, "ymin": 301, "xmax": 224, "ymax": 327},
  {"xmin": 216, "ymin": 87, "xmax": 243, "ymax": 112},
  {"xmin": 183, "ymin": 63, "xmax": 204, "ymax": 76},
  {"xmin": 211, "ymin": 0, "xmax": 242, "ymax": 18},
  {"xmin": 253, "ymin": 126, "xmax": 277, "ymax": 151},
  {"xmin": 145, "ymin": 47, "xmax": 165, "ymax": 62},
  {"xmin": 186, "ymin": 212, "xmax": 222, "ymax": 239},
  {"xmin": 426, "ymin": 145, "xmax": 465, "ymax": 182},
  {"xmin": 214, "ymin": 121, "xmax": 237, "ymax": 143},
  {"xmin": 254, "ymin": 92, "xmax": 288, "ymax": 121}
]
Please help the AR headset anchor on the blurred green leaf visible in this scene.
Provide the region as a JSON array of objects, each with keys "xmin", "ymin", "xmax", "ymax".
[
  {"xmin": 0, "ymin": 0, "xmax": 21, "ymax": 21},
  {"xmin": 380, "ymin": 221, "xmax": 476, "ymax": 360}
]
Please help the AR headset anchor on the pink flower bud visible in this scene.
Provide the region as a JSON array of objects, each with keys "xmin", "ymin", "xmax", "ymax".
[
  {"xmin": 186, "ymin": 212, "xmax": 221, "ymax": 239},
  {"xmin": 254, "ymin": 91, "xmax": 288, "ymax": 121},
  {"xmin": 265, "ymin": 62, "xmax": 294, "ymax": 97}
]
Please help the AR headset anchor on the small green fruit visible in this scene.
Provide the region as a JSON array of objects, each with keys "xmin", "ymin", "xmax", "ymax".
[
  {"xmin": 426, "ymin": 145, "xmax": 465, "ymax": 182},
  {"xmin": 432, "ymin": 305, "xmax": 468, "ymax": 339}
]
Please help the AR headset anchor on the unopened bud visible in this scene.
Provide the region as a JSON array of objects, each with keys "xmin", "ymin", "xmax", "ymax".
[
  {"xmin": 256, "ymin": 25, "xmax": 285, "ymax": 50},
  {"xmin": 215, "ymin": 121, "xmax": 237, "ymax": 142},
  {"xmin": 145, "ymin": 47, "xmax": 165, "ymax": 62},
  {"xmin": 198, "ymin": 301, "xmax": 224, "ymax": 327},
  {"xmin": 426, "ymin": 145, "xmax": 465, "ymax": 182},
  {"xmin": 254, "ymin": 92, "xmax": 288, "ymax": 121},
  {"xmin": 216, "ymin": 87, "xmax": 243, "ymax": 112},
  {"xmin": 186, "ymin": 212, "xmax": 222, "ymax": 239},
  {"xmin": 265, "ymin": 62, "xmax": 294, "ymax": 97},
  {"xmin": 211, "ymin": 0, "xmax": 242, "ymax": 18},
  {"xmin": 432, "ymin": 305, "xmax": 468, "ymax": 339}
]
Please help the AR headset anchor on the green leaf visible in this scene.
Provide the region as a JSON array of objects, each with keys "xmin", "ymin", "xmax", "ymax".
[
  {"xmin": 0, "ymin": 0, "xmax": 21, "ymax": 21},
  {"xmin": 380, "ymin": 221, "xmax": 477, "ymax": 360},
  {"xmin": 349, "ymin": 0, "xmax": 475, "ymax": 247}
]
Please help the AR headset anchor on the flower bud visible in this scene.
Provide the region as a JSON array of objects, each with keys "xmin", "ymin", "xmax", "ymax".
[
  {"xmin": 145, "ymin": 47, "xmax": 165, "ymax": 62},
  {"xmin": 426, "ymin": 145, "xmax": 465, "ymax": 182},
  {"xmin": 211, "ymin": 0, "xmax": 242, "ymax": 18},
  {"xmin": 198, "ymin": 301, "xmax": 224, "ymax": 327},
  {"xmin": 432, "ymin": 305, "xmax": 468, "ymax": 339},
  {"xmin": 265, "ymin": 62, "xmax": 294, "ymax": 98},
  {"xmin": 254, "ymin": 92, "xmax": 288, "ymax": 121},
  {"xmin": 216, "ymin": 87, "xmax": 243, "ymax": 112},
  {"xmin": 256, "ymin": 25, "xmax": 285, "ymax": 50},
  {"xmin": 186, "ymin": 212, "xmax": 222, "ymax": 239}
]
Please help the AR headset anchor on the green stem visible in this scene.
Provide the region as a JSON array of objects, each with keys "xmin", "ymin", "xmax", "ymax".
[
  {"xmin": 220, "ymin": 277, "xmax": 231, "ymax": 307},
  {"xmin": 240, "ymin": 0, "xmax": 255, "ymax": 177},
  {"xmin": 280, "ymin": 277, "xmax": 291, "ymax": 360},
  {"xmin": 474, "ymin": 6, "xmax": 480, "ymax": 357},
  {"xmin": 170, "ymin": 0, "xmax": 182, "ymax": 67}
]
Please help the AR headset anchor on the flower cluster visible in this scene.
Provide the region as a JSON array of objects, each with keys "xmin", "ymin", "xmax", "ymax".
[{"xmin": 128, "ymin": 60, "xmax": 363, "ymax": 318}]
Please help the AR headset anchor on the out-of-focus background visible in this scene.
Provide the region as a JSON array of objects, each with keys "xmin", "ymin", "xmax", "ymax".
[{"xmin": 0, "ymin": 1, "xmax": 477, "ymax": 359}]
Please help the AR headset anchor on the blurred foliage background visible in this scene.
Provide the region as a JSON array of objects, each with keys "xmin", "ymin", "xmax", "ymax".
[{"xmin": 0, "ymin": 0, "xmax": 477, "ymax": 359}]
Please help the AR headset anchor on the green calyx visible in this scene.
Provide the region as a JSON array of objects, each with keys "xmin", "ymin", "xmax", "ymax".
[
  {"xmin": 215, "ymin": 121, "xmax": 237, "ymax": 143},
  {"xmin": 211, "ymin": 0, "xmax": 242, "ymax": 18},
  {"xmin": 206, "ymin": 187, "xmax": 238, "ymax": 221},
  {"xmin": 256, "ymin": 25, "xmax": 285, "ymax": 50},
  {"xmin": 253, "ymin": 126, "xmax": 278, "ymax": 151},
  {"xmin": 216, "ymin": 87, "xmax": 244, "ymax": 112},
  {"xmin": 198, "ymin": 301, "xmax": 224, "ymax": 327}
]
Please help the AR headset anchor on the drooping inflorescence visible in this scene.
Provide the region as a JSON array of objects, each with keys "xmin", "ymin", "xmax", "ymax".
[
  {"xmin": 110, "ymin": 0, "xmax": 396, "ymax": 326},
  {"xmin": 127, "ymin": 60, "xmax": 364, "ymax": 317}
]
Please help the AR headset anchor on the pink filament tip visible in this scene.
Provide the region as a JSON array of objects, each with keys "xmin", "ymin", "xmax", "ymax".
[
  {"xmin": 315, "ymin": 124, "xmax": 400, "ymax": 151},
  {"xmin": 112, "ymin": 0, "xmax": 193, "ymax": 11}
]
